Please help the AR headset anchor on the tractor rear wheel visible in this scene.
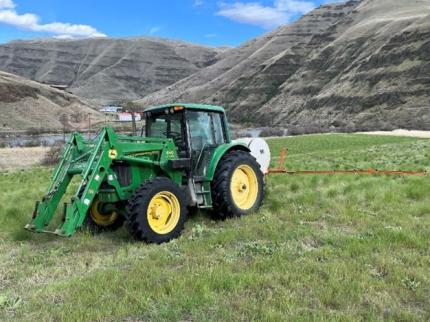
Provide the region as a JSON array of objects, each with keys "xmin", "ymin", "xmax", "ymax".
[
  {"xmin": 85, "ymin": 196, "xmax": 124, "ymax": 233},
  {"xmin": 211, "ymin": 150, "xmax": 264, "ymax": 219},
  {"xmin": 125, "ymin": 177, "xmax": 187, "ymax": 243}
]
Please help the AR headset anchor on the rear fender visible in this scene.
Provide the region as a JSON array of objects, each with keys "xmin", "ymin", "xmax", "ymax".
[{"xmin": 206, "ymin": 143, "xmax": 250, "ymax": 181}]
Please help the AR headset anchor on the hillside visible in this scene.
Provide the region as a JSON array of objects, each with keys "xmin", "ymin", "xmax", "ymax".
[
  {"xmin": 0, "ymin": 71, "xmax": 101, "ymax": 131},
  {"xmin": 0, "ymin": 38, "xmax": 224, "ymax": 105},
  {"xmin": 137, "ymin": 0, "xmax": 430, "ymax": 133}
]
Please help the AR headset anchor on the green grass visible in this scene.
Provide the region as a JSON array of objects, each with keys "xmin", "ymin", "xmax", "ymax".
[{"xmin": 0, "ymin": 134, "xmax": 429, "ymax": 321}]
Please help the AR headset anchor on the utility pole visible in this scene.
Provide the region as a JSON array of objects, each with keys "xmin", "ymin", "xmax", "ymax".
[
  {"xmin": 125, "ymin": 101, "xmax": 140, "ymax": 136},
  {"xmin": 59, "ymin": 114, "xmax": 68, "ymax": 142},
  {"xmin": 131, "ymin": 111, "xmax": 137, "ymax": 136},
  {"xmin": 87, "ymin": 113, "xmax": 91, "ymax": 140}
]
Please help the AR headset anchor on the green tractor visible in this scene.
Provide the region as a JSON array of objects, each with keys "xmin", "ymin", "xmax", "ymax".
[{"xmin": 26, "ymin": 104, "xmax": 268, "ymax": 243}]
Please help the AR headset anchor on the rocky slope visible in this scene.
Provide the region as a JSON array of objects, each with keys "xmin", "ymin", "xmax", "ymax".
[
  {"xmin": 0, "ymin": 38, "xmax": 224, "ymax": 105},
  {"xmin": 0, "ymin": 71, "xmax": 101, "ymax": 131},
  {"xmin": 137, "ymin": 0, "xmax": 430, "ymax": 133}
]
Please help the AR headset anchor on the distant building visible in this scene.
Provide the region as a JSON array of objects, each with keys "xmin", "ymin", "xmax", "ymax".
[
  {"xmin": 100, "ymin": 106, "xmax": 123, "ymax": 113},
  {"xmin": 117, "ymin": 112, "xmax": 142, "ymax": 122}
]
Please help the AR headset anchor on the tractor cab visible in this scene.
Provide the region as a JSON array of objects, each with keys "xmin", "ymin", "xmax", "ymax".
[{"xmin": 144, "ymin": 104, "xmax": 230, "ymax": 177}]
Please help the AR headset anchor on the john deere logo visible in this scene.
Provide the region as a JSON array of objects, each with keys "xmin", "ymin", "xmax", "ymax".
[
  {"xmin": 166, "ymin": 151, "xmax": 175, "ymax": 158},
  {"xmin": 109, "ymin": 149, "xmax": 118, "ymax": 159}
]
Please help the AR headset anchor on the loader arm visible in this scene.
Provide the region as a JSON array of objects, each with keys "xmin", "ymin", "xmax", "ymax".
[{"xmin": 25, "ymin": 128, "xmax": 115, "ymax": 236}]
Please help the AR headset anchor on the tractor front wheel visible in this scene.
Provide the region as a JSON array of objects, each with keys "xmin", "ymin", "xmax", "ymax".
[
  {"xmin": 211, "ymin": 150, "xmax": 264, "ymax": 219},
  {"xmin": 125, "ymin": 177, "xmax": 187, "ymax": 243},
  {"xmin": 85, "ymin": 196, "xmax": 124, "ymax": 233}
]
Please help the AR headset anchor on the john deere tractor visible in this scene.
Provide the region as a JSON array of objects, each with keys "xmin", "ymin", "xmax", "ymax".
[{"xmin": 26, "ymin": 104, "xmax": 267, "ymax": 243}]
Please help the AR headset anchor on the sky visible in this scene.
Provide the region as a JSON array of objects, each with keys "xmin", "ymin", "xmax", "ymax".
[{"xmin": 0, "ymin": 0, "xmax": 344, "ymax": 47}]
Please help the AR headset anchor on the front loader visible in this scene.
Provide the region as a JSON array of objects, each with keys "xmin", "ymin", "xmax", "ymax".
[{"xmin": 26, "ymin": 104, "xmax": 268, "ymax": 243}]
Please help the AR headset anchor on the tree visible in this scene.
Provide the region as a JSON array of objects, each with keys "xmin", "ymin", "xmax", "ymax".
[
  {"xmin": 123, "ymin": 101, "xmax": 142, "ymax": 136},
  {"xmin": 70, "ymin": 111, "xmax": 83, "ymax": 123},
  {"xmin": 59, "ymin": 114, "xmax": 68, "ymax": 142}
]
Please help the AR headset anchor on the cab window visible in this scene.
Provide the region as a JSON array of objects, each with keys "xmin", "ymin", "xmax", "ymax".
[
  {"xmin": 146, "ymin": 110, "xmax": 187, "ymax": 157},
  {"xmin": 187, "ymin": 111, "xmax": 213, "ymax": 151},
  {"xmin": 187, "ymin": 110, "xmax": 226, "ymax": 176},
  {"xmin": 212, "ymin": 112, "xmax": 225, "ymax": 145}
]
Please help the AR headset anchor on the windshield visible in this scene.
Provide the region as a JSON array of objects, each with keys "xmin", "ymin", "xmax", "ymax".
[
  {"xmin": 145, "ymin": 110, "xmax": 188, "ymax": 157},
  {"xmin": 146, "ymin": 111, "xmax": 183, "ymax": 138}
]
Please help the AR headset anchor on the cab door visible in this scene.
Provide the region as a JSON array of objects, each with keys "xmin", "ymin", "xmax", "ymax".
[
  {"xmin": 145, "ymin": 109, "xmax": 189, "ymax": 158},
  {"xmin": 186, "ymin": 110, "xmax": 226, "ymax": 178}
]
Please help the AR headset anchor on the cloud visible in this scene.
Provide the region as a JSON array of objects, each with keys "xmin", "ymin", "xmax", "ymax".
[
  {"xmin": 0, "ymin": 0, "xmax": 106, "ymax": 38},
  {"xmin": 149, "ymin": 26, "xmax": 161, "ymax": 35},
  {"xmin": 275, "ymin": 0, "xmax": 315, "ymax": 12},
  {"xmin": 204, "ymin": 33, "xmax": 217, "ymax": 38},
  {"xmin": 0, "ymin": 0, "xmax": 14, "ymax": 10},
  {"xmin": 217, "ymin": 2, "xmax": 287, "ymax": 29},
  {"xmin": 194, "ymin": 0, "xmax": 204, "ymax": 6},
  {"xmin": 217, "ymin": 0, "xmax": 316, "ymax": 29}
]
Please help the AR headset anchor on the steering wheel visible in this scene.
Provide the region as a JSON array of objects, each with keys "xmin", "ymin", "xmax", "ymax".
[{"xmin": 163, "ymin": 131, "xmax": 184, "ymax": 146}]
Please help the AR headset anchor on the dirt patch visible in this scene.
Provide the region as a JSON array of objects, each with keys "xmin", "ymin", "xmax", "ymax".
[{"xmin": 0, "ymin": 147, "xmax": 49, "ymax": 171}]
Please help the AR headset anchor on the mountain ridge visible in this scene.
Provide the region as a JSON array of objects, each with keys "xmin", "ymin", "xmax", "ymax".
[
  {"xmin": 0, "ymin": 0, "xmax": 429, "ymax": 133},
  {"xmin": 0, "ymin": 37, "xmax": 225, "ymax": 105},
  {"xmin": 137, "ymin": 0, "xmax": 430, "ymax": 132}
]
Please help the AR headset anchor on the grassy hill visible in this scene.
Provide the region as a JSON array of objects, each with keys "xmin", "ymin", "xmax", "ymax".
[
  {"xmin": 0, "ymin": 71, "xmax": 102, "ymax": 131},
  {"xmin": 0, "ymin": 134, "xmax": 429, "ymax": 321}
]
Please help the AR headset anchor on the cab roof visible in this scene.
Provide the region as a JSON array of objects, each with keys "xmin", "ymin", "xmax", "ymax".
[{"xmin": 144, "ymin": 103, "xmax": 225, "ymax": 113}]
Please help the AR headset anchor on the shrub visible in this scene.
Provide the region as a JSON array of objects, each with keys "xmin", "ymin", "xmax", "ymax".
[
  {"xmin": 42, "ymin": 141, "xmax": 64, "ymax": 166},
  {"xmin": 21, "ymin": 139, "xmax": 42, "ymax": 147},
  {"xmin": 259, "ymin": 127, "xmax": 286, "ymax": 137},
  {"xmin": 25, "ymin": 128, "xmax": 45, "ymax": 135}
]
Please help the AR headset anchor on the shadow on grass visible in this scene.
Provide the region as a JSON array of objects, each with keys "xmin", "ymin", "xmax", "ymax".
[{"xmin": 9, "ymin": 207, "xmax": 215, "ymax": 248}]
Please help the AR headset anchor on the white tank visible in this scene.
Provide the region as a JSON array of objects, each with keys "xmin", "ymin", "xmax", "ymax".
[{"xmin": 233, "ymin": 138, "xmax": 271, "ymax": 174}]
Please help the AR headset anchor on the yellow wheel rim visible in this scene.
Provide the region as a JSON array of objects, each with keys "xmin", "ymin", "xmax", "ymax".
[
  {"xmin": 147, "ymin": 191, "xmax": 181, "ymax": 234},
  {"xmin": 230, "ymin": 164, "xmax": 259, "ymax": 210},
  {"xmin": 90, "ymin": 198, "xmax": 119, "ymax": 227}
]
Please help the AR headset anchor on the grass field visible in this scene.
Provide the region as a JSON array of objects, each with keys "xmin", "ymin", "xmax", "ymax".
[
  {"xmin": 0, "ymin": 134, "xmax": 429, "ymax": 321},
  {"xmin": 0, "ymin": 147, "xmax": 49, "ymax": 171}
]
